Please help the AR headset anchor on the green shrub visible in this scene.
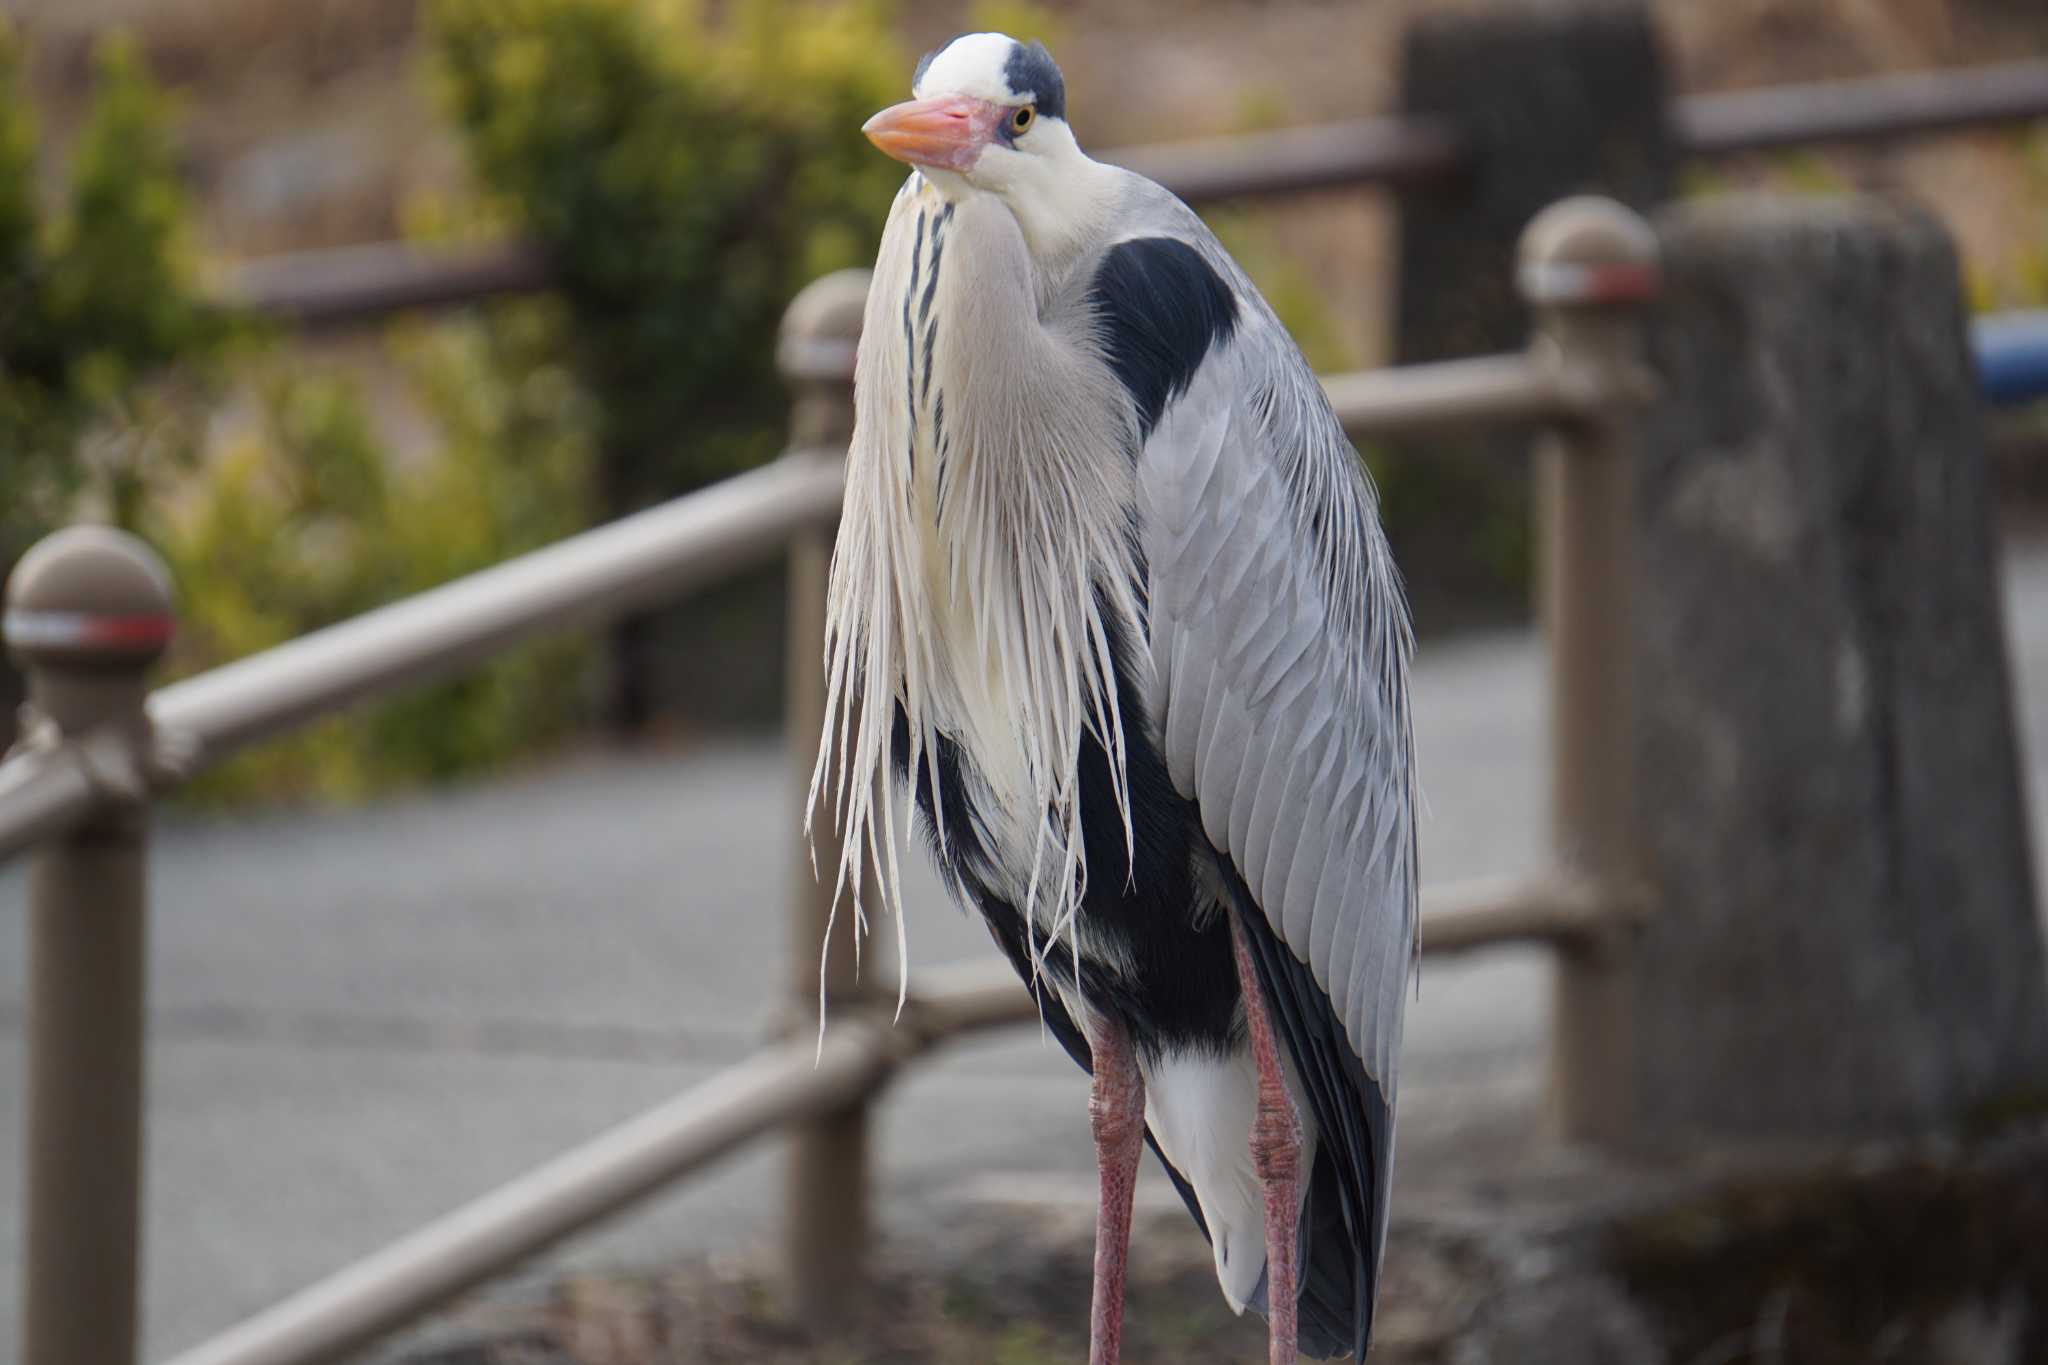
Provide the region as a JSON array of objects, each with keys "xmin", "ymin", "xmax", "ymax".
[
  {"xmin": 152, "ymin": 302, "xmax": 597, "ymax": 803},
  {"xmin": 0, "ymin": 21, "xmax": 601, "ymax": 801},
  {"xmin": 0, "ymin": 24, "xmax": 224, "ymax": 562},
  {"xmin": 431, "ymin": 0, "xmax": 906, "ymax": 509},
  {"xmin": 1975, "ymin": 128, "xmax": 2048, "ymax": 313}
]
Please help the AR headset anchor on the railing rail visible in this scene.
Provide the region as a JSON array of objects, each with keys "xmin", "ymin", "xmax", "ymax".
[
  {"xmin": 0, "ymin": 453, "xmax": 845, "ymax": 864},
  {"xmin": 224, "ymin": 239, "xmax": 550, "ymax": 331},
  {"xmin": 158, "ymin": 966, "xmax": 1032, "ymax": 1365},
  {"xmin": 0, "ymin": 345, "xmax": 1632, "ymax": 866},
  {"xmin": 1320, "ymin": 352, "xmax": 1618, "ymax": 438},
  {"xmin": 216, "ymin": 58, "xmax": 2048, "ymax": 328},
  {"xmin": 7, "ymin": 194, "xmax": 1658, "ymax": 1365},
  {"xmin": 1674, "ymin": 57, "xmax": 2048, "ymax": 154},
  {"xmin": 142, "ymin": 876, "xmax": 1620, "ymax": 1365}
]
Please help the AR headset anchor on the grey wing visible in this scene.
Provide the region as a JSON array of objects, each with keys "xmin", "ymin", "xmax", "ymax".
[
  {"xmin": 1136, "ymin": 324, "xmax": 1417, "ymax": 1352},
  {"xmin": 1138, "ymin": 333, "xmax": 1418, "ymax": 1094}
]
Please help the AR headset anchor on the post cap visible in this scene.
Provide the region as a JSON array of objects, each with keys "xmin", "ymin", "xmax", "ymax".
[
  {"xmin": 1517, "ymin": 196, "xmax": 1661, "ymax": 308},
  {"xmin": 778, "ymin": 269, "xmax": 871, "ymax": 387},
  {"xmin": 5, "ymin": 525, "xmax": 175, "ymax": 669}
]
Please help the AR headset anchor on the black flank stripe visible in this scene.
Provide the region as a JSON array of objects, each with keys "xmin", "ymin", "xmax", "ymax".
[
  {"xmin": 902, "ymin": 289, "xmax": 917, "ymax": 469},
  {"xmin": 911, "ymin": 210, "xmax": 926, "ymax": 282},
  {"xmin": 922, "ymin": 209, "xmax": 947, "ymax": 322},
  {"xmin": 933, "ymin": 391, "xmax": 949, "ymax": 517},
  {"xmin": 902, "ymin": 209, "xmax": 926, "ymax": 473},
  {"xmin": 1088, "ymin": 237, "xmax": 1239, "ymax": 441},
  {"xmin": 921, "ymin": 316, "xmax": 938, "ymax": 407},
  {"xmin": 919, "ymin": 236, "xmax": 943, "ymax": 323}
]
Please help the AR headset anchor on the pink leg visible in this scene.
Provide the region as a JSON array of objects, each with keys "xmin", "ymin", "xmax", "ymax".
[
  {"xmin": 1230, "ymin": 911, "xmax": 1303, "ymax": 1365},
  {"xmin": 1085, "ymin": 1010, "xmax": 1146, "ymax": 1365}
]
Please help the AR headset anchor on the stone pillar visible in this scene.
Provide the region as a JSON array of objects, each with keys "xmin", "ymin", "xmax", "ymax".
[{"xmin": 1631, "ymin": 195, "xmax": 2048, "ymax": 1139}]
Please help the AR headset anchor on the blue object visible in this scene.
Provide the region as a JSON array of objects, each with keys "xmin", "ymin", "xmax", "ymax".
[{"xmin": 1975, "ymin": 311, "xmax": 2048, "ymax": 407}]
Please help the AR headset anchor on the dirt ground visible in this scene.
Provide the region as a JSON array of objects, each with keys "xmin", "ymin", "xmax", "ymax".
[
  {"xmin": 384, "ymin": 1205, "xmax": 1276, "ymax": 1365},
  {"xmin": 379, "ymin": 1119, "xmax": 2048, "ymax": 1365}
]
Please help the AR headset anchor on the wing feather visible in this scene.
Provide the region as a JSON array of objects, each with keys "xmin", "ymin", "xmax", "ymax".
[
  {"xmin": 1163, "ymin": 634, "xmax": 1207, "ymax": 792},
  {"xmin": 1222, "ymin": 685, "xmax": 1266, "ymax": 858},
  {"xmin": 1093, "ymin": 198, "xmax": 1415, "ymax": 1359},
  {"xmin": 1260, "ymin": 709, "xmax": 1327, "ymax": 935},
  {"xmin": 1280, "ymin": 713, "xmax": 1347, "ymax": 936},
  {"xmin": 1303, "ymin": 763, "xmax": 1362, "ymax": 978},
  {"xmin": 1138, "ymin": 342, "xmax": 1415, "ymax": 1082},
  {"xmin": 1237, "ymin": 719, "xmax": 1295, "ymax": 903},
  {"xmin": 1132, "ymin": 295, "xmax": 1415, "ymax": 1359}
]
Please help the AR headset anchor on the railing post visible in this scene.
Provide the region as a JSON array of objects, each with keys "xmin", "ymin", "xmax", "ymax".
[
  {"xmin": 1517, "ymin": 198, "xmax": 1659, "ymax": 1147},
  {"xmin": 7, "ymin": 526, "xmax": 175, "ymax": 1365},
  {"xmin": 776, "ymin": 268, "xmax": 879, "ymax": 1326}
]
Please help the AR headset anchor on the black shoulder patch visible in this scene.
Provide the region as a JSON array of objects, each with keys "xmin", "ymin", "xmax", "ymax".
[
  {"xmin": 1088, "ymin": 237, "xmax": 1239, "ymax": 439},
  {"xmin": 1003, "ymin": 39, "xmax": 1066, "ymax": 121}
]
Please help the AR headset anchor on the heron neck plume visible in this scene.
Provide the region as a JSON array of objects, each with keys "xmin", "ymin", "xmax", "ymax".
[{"xmin": 809, "ymin": 175, "xmax": 1144, "ymax": 1021}]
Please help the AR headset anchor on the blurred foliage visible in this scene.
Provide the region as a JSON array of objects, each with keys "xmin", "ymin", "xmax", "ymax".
[
  {"xmin": 1363, "ymin": 440, "xmax": 1530, "ymax": 622},
  {"xmin": 1203, "ymin": 85, "xmax": 1359, "ymax": 372},
  {"xmin": 0, "ymin": 21, "xmax": 594, "ymax": 802},
  {"xmin": 150, "ymin": 302, "xmax": 597, "ymax": 803},
  {"xmin": 1209, "ymin": 209, "xmax": 1356, "ymax": 375},
  {"xmin": 0, "ymin": 23, "xmax": 227, "ymax": 563},
  {"xmin": 1970, "ymin": 128, "xmax": 2048, "ymax": 314},
  {"xmin": 1228, "ymin": 85, "xmax": 1293, "ymax": 136},
  {"xmin": 430, "ymin": 0, "xmax": 906, "ymax": 510}
]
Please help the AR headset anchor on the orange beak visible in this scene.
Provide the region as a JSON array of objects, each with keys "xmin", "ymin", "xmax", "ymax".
[{"xmin": 862, "ymin": 94, "xmax": 1001, "ymax": 172}]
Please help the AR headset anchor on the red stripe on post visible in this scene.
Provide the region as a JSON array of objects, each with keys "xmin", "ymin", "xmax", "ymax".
[
  {"xmin": 1518, "ymin": 259, "xmax": 1662, "ymax": 306},
  {"xmin": 1581, "ymin": 261, "xmax": 1661, "ymax": 303},
  {"xmin": 3, "ymin": 610, "xmax": 177, "ymax": 652}
]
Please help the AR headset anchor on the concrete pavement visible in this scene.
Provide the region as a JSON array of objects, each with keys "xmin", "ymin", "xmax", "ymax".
[{"xmin": 2, "ymin": 541, "xmax": 2042, "ymax": 1361}]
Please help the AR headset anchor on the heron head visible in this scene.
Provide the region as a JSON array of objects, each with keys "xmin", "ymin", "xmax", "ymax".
[{"xmin": 863, "ymin": 33, "xmax": 1097, "ymax": 237}]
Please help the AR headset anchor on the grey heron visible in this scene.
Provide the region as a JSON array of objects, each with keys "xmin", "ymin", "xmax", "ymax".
[{"xmin": 811, "ymin": 32, "xmax": 1416, "ymax": 1364}]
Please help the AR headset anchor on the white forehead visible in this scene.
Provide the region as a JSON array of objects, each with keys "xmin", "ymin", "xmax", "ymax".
[{"xmin": 912, "ymin": 32, "xmax": 1022, "ymax": 104}]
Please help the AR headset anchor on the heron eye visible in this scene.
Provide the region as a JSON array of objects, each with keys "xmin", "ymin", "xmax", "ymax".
[{"xmin": 1009, "ymin": 105, "xmax": 1034, "ymax": 135}]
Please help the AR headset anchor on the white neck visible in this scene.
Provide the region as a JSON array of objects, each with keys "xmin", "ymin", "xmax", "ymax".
[{"xmin": 920, "ymin": 122, "xmax": 1122, "ymax": 288}]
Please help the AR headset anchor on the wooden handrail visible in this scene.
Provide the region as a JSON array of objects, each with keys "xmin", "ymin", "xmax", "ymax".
[
  {"xmin": 0, "ymin": 452, "xmax": 847, "ymax": 863},
  {"xmin": 214, "ymin": 59, "xmax": 2047, "ymax": 330}
]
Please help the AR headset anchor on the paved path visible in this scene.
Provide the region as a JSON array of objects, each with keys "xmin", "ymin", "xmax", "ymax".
[{"xmin": 3, "ymin": 543, "xmax": 2044, "ymax": 1361}]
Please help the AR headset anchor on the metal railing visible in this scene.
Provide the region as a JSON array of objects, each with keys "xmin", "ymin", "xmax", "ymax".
[
  {"xmin": 216, "ymin": 58, "xmax": 2048, "ymax": 327},
  {"xmin": 5, "ymin": 193, "xmax": 1657, "ymax": 1365}
]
